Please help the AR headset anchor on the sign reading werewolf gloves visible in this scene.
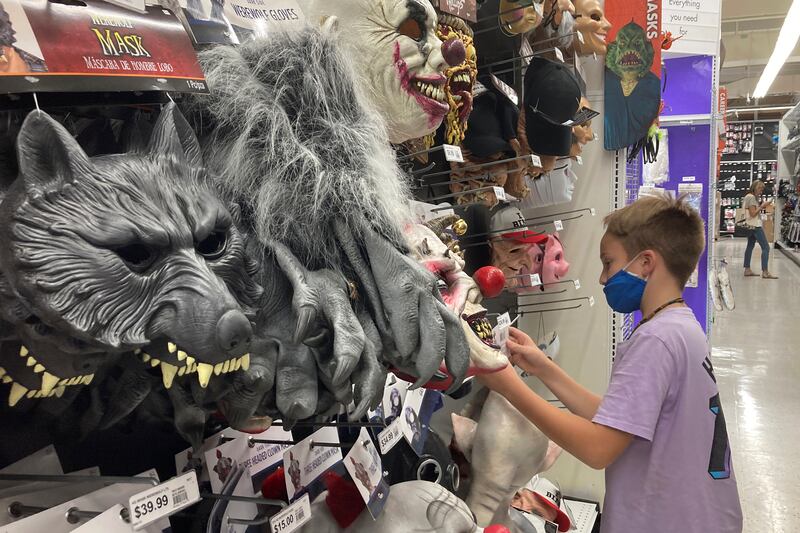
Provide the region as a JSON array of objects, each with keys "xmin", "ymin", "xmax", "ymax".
[
  {"xmin": 603, "ymin": 0, "xmax": 662, "ymax": 150},
  {"xmin": 0, "ymin": 0, "xmax": 205, "ymax": 93}
]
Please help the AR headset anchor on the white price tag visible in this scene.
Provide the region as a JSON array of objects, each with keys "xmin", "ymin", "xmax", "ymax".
[
  {"xmin": 529, "ymin": 274, "xmax": 542, "ymax": 287},
  {"xmin": 577, "ymin": 31, "xmax": 585, "ymax": 44},
  {"xmin": 128, "ymin": 471, "xmax": 200, "ymax": 530},
  {"xmin": 443, "ymin": 144, "xmax": 464, "ymax": 162},
  {"xmin": 529, "ymin": 154, "xmax": 542, "ymax": 168},
  {"xmin": 378, "ymin": 418, "xmax": 403, "ymax": 455},
  {"xmin": 554, "ymin": 47, "xmax": 564, "ymax": 62},
  {"xmin": 494, "ymin": 312, "xmax": 511, "ymax": 355},
  {"xmin": 573, "ymin": 279, "xmax": 581, "ymax": 290},
  {"xmin": 270, "ymin": 493, "xmax": 311, "ymax": 533},
  {"xmin": 576, "ymin": 155, "xmax": 583, "ymax": 165},
  {"xmin": 493, "ymin": 186, "xmax": 508, "ymax": 202},
  {"xmin": 589, "ymin": 296, "xmax": 595, "ymax": 307},
  {"xmin": 682, "ymin": 176, "xmax": 696, "ymax": 182},
  {"xmin": 554, "ymin": 220, "xmax": 564, "ymax": 231},
  {"xmin": 590, "ymin": 208, "xmax": 596, "ymax": 216}
]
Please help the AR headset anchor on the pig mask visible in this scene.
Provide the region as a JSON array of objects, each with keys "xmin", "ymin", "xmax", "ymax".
[
  {"xmin": 304, "ymin": 0, "xmax": 467, "ymax": 143},
  {"xmin": 541, "ymin": 234, "xmax": 569, "ymax": 287}
]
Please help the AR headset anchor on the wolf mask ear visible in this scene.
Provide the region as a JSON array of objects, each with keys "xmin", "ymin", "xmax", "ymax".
[
  {"xmin": 16, "ymin": 111, "xmax": 92, "ymax": 196},
  {"xmin": 148, "ymin": 102, "xmax": 203, "ymax": 169}
]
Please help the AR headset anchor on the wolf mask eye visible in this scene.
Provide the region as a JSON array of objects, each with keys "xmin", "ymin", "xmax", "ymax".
[
  {"xmin": 114, "ymin": 243, "xmax": 158, "ymax": 273},
  {"xmin": 197, "ymin": 230, "xmax": 228, "ymax": 260}
]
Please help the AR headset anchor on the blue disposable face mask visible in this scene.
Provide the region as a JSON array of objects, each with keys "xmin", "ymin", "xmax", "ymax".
[{"xmin": 603, "ymin": 254, "xmax": 647, "ymax": 313}]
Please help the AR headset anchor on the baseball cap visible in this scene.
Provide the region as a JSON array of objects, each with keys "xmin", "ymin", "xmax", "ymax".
[
  {"xmin": 524, "ymin": 477, "xmax": 571, "ymax": 532},
  {"xmin": 489, "ymin": 203, "xmax": 548, "ymax": 244},
  {"xmin": 523, "ymin": 57, "xmax": 585, "ymax": 156}
]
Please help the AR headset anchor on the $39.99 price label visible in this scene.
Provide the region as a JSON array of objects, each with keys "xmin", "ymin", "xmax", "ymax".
[
  {"xmin": 270, "ymin": 493, "xmax": 311, "ymax": 533},
  {"xmin": 128, "ymin": 471, "xmax": 200, "ymax": 530}
]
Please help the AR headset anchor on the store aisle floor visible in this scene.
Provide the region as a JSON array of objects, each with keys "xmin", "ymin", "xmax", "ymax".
[{"xmin": 712, "ymin": 238, "xmax": 800, "ymax": 532}]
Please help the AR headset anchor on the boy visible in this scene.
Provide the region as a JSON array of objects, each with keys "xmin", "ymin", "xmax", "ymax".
[{"xmin": 480, "ymin": 194, "xmax": 742, "ymax": 532}]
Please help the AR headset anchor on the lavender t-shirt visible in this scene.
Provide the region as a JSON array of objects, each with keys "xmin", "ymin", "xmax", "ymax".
[{"xmin": 593, "ymin": 308, "xmax": 742, "ymax": 533}]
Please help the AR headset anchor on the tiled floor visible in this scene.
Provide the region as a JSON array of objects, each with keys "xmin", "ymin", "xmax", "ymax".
[{"xmin": 712, "ymin": 238, "xmax": 800, "ymax": 532}]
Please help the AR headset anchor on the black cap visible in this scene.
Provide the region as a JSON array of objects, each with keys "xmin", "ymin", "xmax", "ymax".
[
  {"xmin": 523, "ymin": 57, "xmax": 582, "ymax": 156},
  {"xmin": 462, "ymin": 85, "xmax": 519, "ymax": 158}
]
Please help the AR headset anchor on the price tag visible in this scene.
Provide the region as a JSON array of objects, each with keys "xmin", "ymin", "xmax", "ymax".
[
  {"xmin": 529, "ymin": 274, "xmax": 542, "ymax": 287},
  {"xmin": 128, "ymin": 471, "xmax": 200, "ymax": 530},
  {"xmin": 573, "ymin": 279, "xmax": 581, "ymax": 290},
  {"xmin": 270, "ymin": 493, "xmax": 311, "ymax": 533},
  {"xmin": 443, "ymin": 144, "xmax": 464, "ymax": 162},
  {"xmin": 529, "ymin": 154, "xmax": 542, "ymax": 168},
  {"xmin": 577, "ymin": 31, "xmax": 585, "ymax": 44},
  {"xmin": 378, "ymin": 418, "xmax": 403, "ymax": 455},
  {"xmin": 576, "ymin": 155, "xmax": 583, "ymax": 165},
  {"xmin": 493, "ymin": 186, "xmax": 508, "ymax": 202},
  {"xmin": 590, "ymin": 208, "xmax": 596, "ymax": 216},
  {"xmin": 554, "ymin": 47, "xmax": 564, "ymax": 62},
  {"xmin": 494, "ymin": 312, "xmax": 511, "ymax": 355},
  {"xmin": 554, "ymin": 220, "xmax": 564, "ymax": 231},
  {"xmin": 589, "ymin": 296, "xmax": 595, "ymax": 307}
]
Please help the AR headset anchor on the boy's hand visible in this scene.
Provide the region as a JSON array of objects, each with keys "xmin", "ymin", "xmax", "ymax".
[
  {"xmin": 478, "ymin": 364, "xmax": 524, "ymax": 396},
  {"xmin": 507, "ymin": 327, "xmax": 551, "ymax": 377}
]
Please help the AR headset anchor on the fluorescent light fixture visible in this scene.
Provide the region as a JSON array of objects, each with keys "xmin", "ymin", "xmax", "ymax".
[
  {"xmin": 754, "ymin": 0, "xmax": 800, "ymax": 98},
  {"xmin": 726, "ymin": 106, "xmax": 794, "ymax": 114}
]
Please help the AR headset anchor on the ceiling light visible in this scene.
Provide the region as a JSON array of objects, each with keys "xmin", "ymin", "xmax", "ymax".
[{"xmin": 753, "ymin": 0, "xmax": 800, "ymax": 98}]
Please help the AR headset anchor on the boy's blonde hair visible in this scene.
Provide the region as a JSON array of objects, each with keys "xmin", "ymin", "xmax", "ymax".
[{"xmin": 604, "ymin": 193, "xmax": 705, "ymax": 287}]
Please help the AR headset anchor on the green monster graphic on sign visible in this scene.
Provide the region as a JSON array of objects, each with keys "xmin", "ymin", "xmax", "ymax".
[{"xmin": 604, "ymin": 22, "xmax": 661, "ymax": 150}]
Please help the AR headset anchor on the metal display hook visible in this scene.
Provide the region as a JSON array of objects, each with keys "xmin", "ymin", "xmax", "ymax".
[
  {"xmin": 475, "ymin": 0, "xmax": 541, "ymax": 23},
  {"xmin": 516, "ymin": 296, "xmax": 593, "ymax": 308},
  {"xmin": 486, "ymin": 54, "xmax": 576, "ymax": 79},
  {"xmin": 421, "ymin": 154, "xmax": 538, "ymax": 181},
  {"xmin": 524, "ymin": 207, "xmax": 596, "ymax": 223},
  {"xmin": 477, "ymin": 36, "xmax": 580, "ymax": 70},
  {"xmin": 0, "ymin": 473, "xmax": 159, "ymax": 486},
  {"xmin": 398, "ymin": 144, "xmax": 449, "ymax": 161},
  {"xmin": 515, "ymin": 304, "xmax": 582, "ymax": 315},
  {"xmin": 6, "ymin": 502, "xmax": 117, "ymax": 524}
]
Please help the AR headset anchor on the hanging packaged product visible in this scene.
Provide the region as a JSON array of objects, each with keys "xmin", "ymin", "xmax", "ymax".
[
  {"xmin": 343, "ymin": 428, "xmax": 390, "ymax": 519},
  {"xmin": 0, "ymin": 0, "xmax": 206, "ymax": 93},
  {"xmin": 282, "ymin": 427, "xmax": 344, "ymax": 503}
]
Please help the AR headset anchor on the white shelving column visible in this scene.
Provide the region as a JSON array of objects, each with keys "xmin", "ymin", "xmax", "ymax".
[{"xmin": 776, "ymin": 102, "xmax": 800, "ymax": 266}]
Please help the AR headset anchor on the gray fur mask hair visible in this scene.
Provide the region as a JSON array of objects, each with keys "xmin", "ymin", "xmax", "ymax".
[
  {"xmin": 184, "ymin": 26, "xmax": 413, "ymax": 271},
  {"xmin": 0, "ymin": 104, "xmax": 263, "ymax": 402}
]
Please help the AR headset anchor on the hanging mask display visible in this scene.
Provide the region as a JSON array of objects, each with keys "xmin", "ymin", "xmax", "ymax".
[
  {"xmin": 435, "ymin": 11, "xmax": 478, "ymax": 146},
  {"xmin": 604, "ymin": 20, "xmax": 662, "ymax": 150},
  {"xmin": 303, "ymin": 0, "xmax": 467, "ymax": 143},
  {"xmin": 570, "ymin": 97, "xmax": 596, "ymax": 158},
  {"xmin": 185, "ymin": 27, "xmax": 470, "ymax": 425},
  {"xmin": 541, "ymin": 233, "xmax": 570, "ymax": 288},
  {"xmin": 0, "ymin": 5, "xmax": 47, "ymax": 74},
  {"xmin": 404, "ymin": 223, "xmax": 508, "ymax": 388},
  {"xmin": 571, "ymin": 0, "xmax": 612, "ymax": 56},
  {"xmin": 521, "ymin": 161, "xmax": 579, "ymax": 209},
  {"xmin": 0, "ymin": 104, "xmax": 262, "ymax": 412},
  {"xmin": 498, "ymin": 0, "xmax": 544, "ymax": 36}
]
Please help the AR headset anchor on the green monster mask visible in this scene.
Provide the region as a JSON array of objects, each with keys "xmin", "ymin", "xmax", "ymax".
[{"xmin": 606, "ymin": 22, "xmax": 654, "ymax": 81}]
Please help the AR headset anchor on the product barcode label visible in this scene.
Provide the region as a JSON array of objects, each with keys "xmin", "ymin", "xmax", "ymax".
[
  {"xmin": 378, "ymin": 418, "xmax": 403, "ymax": 455},
  {"xmin": 530, "ymin": 274, "xmax": 542, "ymax": 287},
  {"xmin": 493, "ymin": 186, "xmax": 508, "ymax": 202},
  {"xmin": 573, "ymin": 279, "xmax": 581, "ymax": 290},
  {"xmin": 555, "ymin": 47, "xmax": 564, "ymax": 62},
  {"xmin": 530, "ymin": 154, "xmax": 542, "ymax": 168},
  {"xmin": 128, "ymin": 471, "xmax": 200, "ymax": 530},
  {"xmin": 576, "ymin": 155, "xmax": 583, "ymax": 165},
  {"xmin": 443, "ymin": 144, "xmax": 464, "ymax": 162},
  {"xmin": 172, "ymin": 486, "xmax": 188, "ymax": 506},
  {"xmin": 270, "ymin": 493, "xmax": 311, "ymax": 533},
  {"xmin": 554, "ymin": 220, "xmax": 564, "ymax": 231}
]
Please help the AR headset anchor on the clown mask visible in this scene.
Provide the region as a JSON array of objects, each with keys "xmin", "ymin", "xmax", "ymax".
[
  {"xmin": 304, "ymin": 0, "xmax": 467, "ymax": 143},
  {"xmin": 436, "ymin": 12, "xmax": 477, "ymax": 145},
  {"xmin": 573, "ymin": 0, "xmax": 612, "ymax": 56}
]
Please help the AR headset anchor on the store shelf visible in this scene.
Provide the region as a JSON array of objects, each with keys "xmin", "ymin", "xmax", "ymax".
[{"xmin": 776, "ymin": 240, "xmax": 800, "ymax": 269}]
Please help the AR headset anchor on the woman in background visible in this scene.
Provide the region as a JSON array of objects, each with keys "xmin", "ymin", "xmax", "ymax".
[{"xmin": 742, "ymin": 180, "xmax": 777, "ymax": 279}]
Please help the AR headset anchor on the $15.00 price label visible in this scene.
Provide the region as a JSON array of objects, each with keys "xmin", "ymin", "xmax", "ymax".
[
  {"xmin": 128, "ymin": 471, "xmax": 200, "ymax": 530},
  {"xmin": 270, "ymin": 493, "xmax": 311, "ymax": 533}
]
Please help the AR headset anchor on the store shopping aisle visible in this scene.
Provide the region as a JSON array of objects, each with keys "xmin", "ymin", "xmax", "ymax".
[{"xmin": 712, "ymin": 239, "xmax": 800, "ymax": 532}]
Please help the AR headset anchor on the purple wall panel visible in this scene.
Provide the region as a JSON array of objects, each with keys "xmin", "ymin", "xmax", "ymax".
[
  {"xmin": 661, "ymin": 56, "xmax": 713, "ymax": 117},
  {"xmin": 663, "ymin": 124, "xmax": 711, "ymax": 331}
]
